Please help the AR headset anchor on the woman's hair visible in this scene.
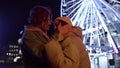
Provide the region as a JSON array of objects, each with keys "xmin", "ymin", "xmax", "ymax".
[{"xmin": 28, "ymin": 5, "xmax": 51, "ymax": 25}]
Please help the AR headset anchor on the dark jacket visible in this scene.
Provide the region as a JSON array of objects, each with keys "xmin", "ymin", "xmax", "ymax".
[{"xmin": 21, "ymin": 26, "xmax": 51, "ymax": 68}]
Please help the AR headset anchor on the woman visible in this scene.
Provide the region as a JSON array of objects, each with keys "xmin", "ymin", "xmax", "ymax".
[{"xmin": 21, "ymin": 5, "xmax": 52, "ymax": 68}]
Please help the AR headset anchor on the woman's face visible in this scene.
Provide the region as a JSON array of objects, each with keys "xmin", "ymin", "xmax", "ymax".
[
  {"xmin": 41, "ymin": 15, "xmax": 51, "ymax": 31},
  {"xmin": 54, "ymin": 20, "xmax": 59, "ymax": 30}
]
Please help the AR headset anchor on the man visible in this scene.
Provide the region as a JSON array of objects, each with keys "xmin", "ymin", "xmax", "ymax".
[
  {"xmin": 21, "ymin": 5, "xmax": 52, "ymax": 68},
  {"xmin": 45, "ymin": 16, "xmax": 91, "ymax": 68}
]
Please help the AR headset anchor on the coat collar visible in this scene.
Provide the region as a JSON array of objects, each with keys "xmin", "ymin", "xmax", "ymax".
[
  {"xmin": 53, "ymin": 31, "xmax": 64, "ymax": 42},
  {"xmin": 24, "ymin": 25, "xmax": 49, "ymax": 40},
  {"xmin": 58, "ymin": 33, "xmax": 64, "ymax": 41}
]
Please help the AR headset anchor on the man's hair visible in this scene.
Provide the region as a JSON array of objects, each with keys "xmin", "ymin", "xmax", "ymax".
[{"xmin": 28, "ymin": 5, "xmax": 51, "ymax": 25}]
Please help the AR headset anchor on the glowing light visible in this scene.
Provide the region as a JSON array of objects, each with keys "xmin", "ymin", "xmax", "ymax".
[{"xmin": 61, "ymin": 0, "xmax": 120, "ymax": 53}]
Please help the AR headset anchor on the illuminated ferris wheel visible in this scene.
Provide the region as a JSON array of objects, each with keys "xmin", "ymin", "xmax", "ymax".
[{"xmin": 60, "ymin": 0, "xmax": 120, "ymax": 53}]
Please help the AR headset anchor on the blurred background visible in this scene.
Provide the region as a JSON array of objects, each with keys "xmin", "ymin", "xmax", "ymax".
[
  {"xmin": 0, "ymin": 0, "xmax": 120, "ymax": 68},
  {"xmin": 0, "ymin": 0, "xmax": 60, "ymax": 68}
]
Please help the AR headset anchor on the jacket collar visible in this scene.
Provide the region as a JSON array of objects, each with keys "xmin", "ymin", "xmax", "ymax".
[
  {"xmin": 58, "ymin": 33, "xmax": 64, "ymax": 41},
  {"xmin": 24, "ymin": 25, "xmax": 49, "ymax": 40},
  {"xmin": 53, "ymin": 31, "xmax": 64, "ymax": 42}
]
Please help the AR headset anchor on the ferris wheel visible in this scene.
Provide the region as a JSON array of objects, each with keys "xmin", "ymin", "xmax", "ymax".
[{"xmin": 60, "ymin": 0, "xmax": 120, "ymax": 53}]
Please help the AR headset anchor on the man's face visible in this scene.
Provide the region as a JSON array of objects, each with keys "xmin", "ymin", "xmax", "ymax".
[{"xmin": 54, "ymin": 20, "xmax": 71, "ymax": 35}]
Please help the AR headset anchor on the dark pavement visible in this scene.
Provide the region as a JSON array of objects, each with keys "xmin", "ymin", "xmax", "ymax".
[{"xmin": 0, "ymin": 63, "xmax": 24, "ymax": 68}]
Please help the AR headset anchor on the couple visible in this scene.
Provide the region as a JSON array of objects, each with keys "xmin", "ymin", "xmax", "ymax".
[{"xmin": 21, "ymin": 5, "xmax": 90, "ymax": 68}]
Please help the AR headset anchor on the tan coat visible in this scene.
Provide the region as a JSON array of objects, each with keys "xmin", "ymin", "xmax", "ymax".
[
  {"xmin": 45, "ymin": 27, "xmax": 91, "ymax": 68},
  {"xmin": 21, "ymin": 26, "xmax": 51, "ymax": 68}
]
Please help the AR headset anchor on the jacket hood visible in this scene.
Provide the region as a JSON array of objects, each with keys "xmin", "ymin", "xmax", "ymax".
[
  {"xmin": 54, "ymin": 16, "xmax": 73, "ymax": 26},
  {"xmin": 72, "ymin": 26, "xmax": 83, "ymax": 41}
]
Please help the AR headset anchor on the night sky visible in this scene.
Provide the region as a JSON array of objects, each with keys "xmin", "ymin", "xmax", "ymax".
[{"xmin": 0, "ymin": 0, "xmax": 60, "ymax": 50}]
